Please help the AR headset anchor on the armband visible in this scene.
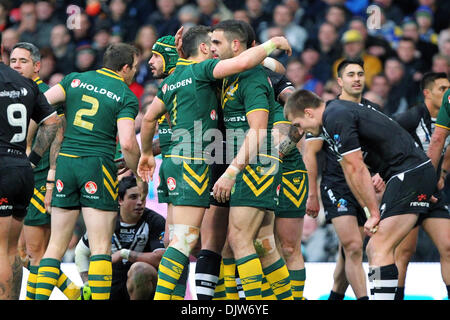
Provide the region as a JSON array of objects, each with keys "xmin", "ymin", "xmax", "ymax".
[
  {"xmin": 262, "ymin": 40, "xmax": 276, "ymax": 56},
  {"xmin": 28, "ymin": 151, "xmax": 42, "ymax": 167}
]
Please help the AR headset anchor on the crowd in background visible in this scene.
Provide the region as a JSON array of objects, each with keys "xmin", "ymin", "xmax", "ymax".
[{"xmin": 1, "ymin": 0, "xmax": 449, "ymax": 263}]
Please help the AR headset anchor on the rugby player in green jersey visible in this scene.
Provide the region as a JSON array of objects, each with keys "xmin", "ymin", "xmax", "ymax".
[
  {"xmin": 138, "ymin": 25, "xmax": 291, "ymax": 300},
  {"xmin": 34, "ymin": 43, "xmax": 141, "ymax": 300},
  {"xmin": 210, "ymin": 20, "xmax": 293, "ymax": 300},
  {"xmin": 9, "ymin": 42, "xmax": 83, "ymax": 300}
]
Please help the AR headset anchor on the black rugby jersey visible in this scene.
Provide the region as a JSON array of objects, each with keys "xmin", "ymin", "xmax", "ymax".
[
  {"xmin": 306, "ymin": 97, "xmax": 381, "ymax": 187},
  {"xmin": 82, "ymin": 208, "xmax": 165, "ymax": 270},
  {"xmin": 322, "ymin": 99, "xmax": 429, "ymax": 181},
  {"xmin": 0, "ymin": 62, "xmax": 55, "ymax": 160}
]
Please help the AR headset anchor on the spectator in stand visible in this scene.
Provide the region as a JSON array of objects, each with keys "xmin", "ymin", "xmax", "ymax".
[
  {"xmin": 367, "ymin": 73, "xmax": 390, "ymax": 112},
  {"xmin": 74, "ymin": 44, "xmax": 97, "ymax": 72},
  {"xmin": 259, "ymin": 4, "xmax": 307, "ymax": 55},
  {"xmin": 134, "ymin": 25, "xmax": 158, "ymax": 86},
  {"xmin": 309, "ymin": 21, "xmax": 341, "ymax": 83},
  {"xmin": 432, "ymin": 53, "xmax": 450, "ymax": 76},
  {"xmin": 233, "ymin": 8, "xmax": 251, "ymax": 25},
  {"xmin": 396, "ymin": 37, "xmax": 426, "ymax": 87},
  {"xmin": 178, "ymin": 3, "xmax": 201, "ymax": 26},
  {"xmin": 401, "ymin": 17, "xmax": 438, "ymax": 70},
  {"xmin": 71, "ymin": 12, "xmax": 93, "ymax": 46},
  {"xmin": 1, "ymin": 27, "xmax": 19, "ymax": 54},
  {"xmin": 146, "ymin": 0, "xmax": 180, "ymax": 36},
  {"xmin": 245, "ymin": 0, "xmax": 271, "ymax": 41},
  {"xmin": 348, "ymin": 16, "xmax": 394, "ymax": 63},
  {"xmin": 15, "ymin": 0, "xmax": 50, "ymax": 48},
  {"xmin": 437, "ymin": 28, "xmax": 450, "ymax": 56},
  {"xmin": 323, "ymin": 4, "xmax": 349, "ymax": 37},
  {"xmin": 197, "ymin": 0, "xmax": 233, "ymax": 26},
  {"xmin": 415, "ymin": 5, "xmax": 438, "ymax": 46},
  {"xmin": 301, "ymin": 41, "xmax": 329, "ymax": 89},
  {"xmin": 286, "ymin": 57, "xmax": 323, "ymax": 95},
  {"xmin": 282, "ymin": 0, "xmax": 305, "ymax": 26},
  {"xmin": 35, "ymin": 0, "xmax": 62, "ymax": 47},
  {"xmin": 50, "ymin": 24, "xmax": 76, "ymax": 75},
  {"xmin": 98, "ymin": 0, "xmax": 138, "ymax": 43},
  {"xmin": 372, "ymin": 0, "xmax": 405, "ymax": 25},
  {"xmin": 383, "ymin": 57, "xmax": 415, "ymax": 116},
  {"xmin": 417, "ymin": 0, "xmax": 450, "ymax": 35},
  {"xmin": 367, "ymin": 4, "xmax": 402, "ymax": 50},
  {"xmin": 333, "ymin": 29, "xmax": 382, "ymax": 89},
  {"xmin": 91, "ymin": 23, "xmax": 112, "ymax": 69},
  {"xmin": 0, "ymin": 0, "xmax": 12, "ymax": 32},
  {"xmin": 38, "ymin": 47, "xmax": 56, "ymax": 82}
]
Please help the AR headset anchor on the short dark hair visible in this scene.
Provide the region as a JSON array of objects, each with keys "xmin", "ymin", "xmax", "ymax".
[
  {"xmin": 399, "ymin": 36, "xmax": 416, "ymax": 46},
  {"xmin": 182, "ymin": 25, "xmax": 211, "ymax": 58},
  {"xmin": 118, "ymin": 176, "xmax": 138, "ymax": 201},
  {"xmin": 12, "ymin": 42, "xmax": 41, "ymax": 63},
  {"xmin": 212, "ymin": 19, "xmax": 249, "ymax": 49},
  {"xmin": 285, "ymin": 89, "xmax": 324, "ymax": 118},
  {"xmin": 337, "ymin": 57, "xmax": 364, "ymax": 77},
  {"xmin": 103, "ymin": 43, "xmax": 139, "ymax": 72},
  {"xmin": 420, "ymin": 72, "xmax": 449, "ymax": 91}
]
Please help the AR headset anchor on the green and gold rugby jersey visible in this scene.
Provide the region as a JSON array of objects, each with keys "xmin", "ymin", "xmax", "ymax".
[
  {"xmin": 156, "ymin": 58, "xmax": 220, "ymax": 160},
  {"xmin": 157, "ymin": 114, "xmax": 172, "ymax": 157},
  {"xmin": 221, "ymin": 65, "xmax": 278, "ymax": 160},
  {"xmin": 31, "ymin": 76, "xmax": 65, "ymax": 174},
  {"xmin": 436, "ymin": 89, "xmax": 450, "ymax": 130},
  {"xmin": 57, "ymin": 68, "xmax": 139, "ymax": 159}
]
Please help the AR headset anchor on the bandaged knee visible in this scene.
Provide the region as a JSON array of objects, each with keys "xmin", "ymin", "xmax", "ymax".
[
  {"xmin": 171, "ymin": 224, "xmax": 200, "ymax": 257},
  {"xmin": 254, "ymin": 235, "xmax": 277, "ymax": 257}
]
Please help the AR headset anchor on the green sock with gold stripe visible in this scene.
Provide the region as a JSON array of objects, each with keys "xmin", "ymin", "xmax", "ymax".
[
  {"xmin": 263, "ymin": 258, "xmax": 293, "ymax": 300},
  {"xmin": 88, "ymin": 254, "xmax": 112, "ymax": 300},
  {"xmin": 236, "ymin": 254, "xmax": 263, "ymax": 300},
  {"xmin": 26, "ymin": 265, "xmax": 39, "ymax": 300},
  {"xmin": 36, "ymin": 258, "xmax": 61, "ymax": 300},
  {"xmin": 57, "ymin": 271, "xmax": 81, "ymax": 300},
  {"xmin": 154, "ymin": 247, "xmax": 189, "ymax": 300},
  {"xmin": 223, "ymin": 258, "xmax": 239, "ymax": 300},
  {"xmin": 289, "ymin": 268, "xmax": 306, "ymax": 300}
]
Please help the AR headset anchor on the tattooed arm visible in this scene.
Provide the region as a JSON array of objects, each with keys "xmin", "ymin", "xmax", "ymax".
[
  {"xmin": 45, "ymin": 115, "xmax": 65, "ymax": 213},
  {"xmin": 29, "ymin": 113, "xmax": 60, "ymax": 168}
]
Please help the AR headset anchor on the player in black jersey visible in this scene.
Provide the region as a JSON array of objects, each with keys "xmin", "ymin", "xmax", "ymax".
[
  {"xmin": 285, "ymin": 88, "xmax": 442, "ymax": 300},
  {"xmin": 393, "ymin": 72, "xmax": 450, "ymax": 299},
  {"xmin": 75, "ymin": 176, "xmax": 166, "ymax": 300},
  {"xmin": 0, "ymin": 34, "xmax": 60, "ymax": 299},
  {"xmin": 304, "ymin": 59, "xmax": 379, "ymax": 300}
]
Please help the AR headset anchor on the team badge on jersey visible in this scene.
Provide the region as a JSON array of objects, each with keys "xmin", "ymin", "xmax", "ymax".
[
  {"xmin": 85, "ymin": 181, "xmax": 98, "ymax": 194},
  {"xmin": 167, "ymin": 177, "xmax": 176, "ymax": 191},
  {"xmin": 276, "ymin": 184, "xmax": 281, "ymax": 196},
  {"xmin": 162, "ymin": 83, "xmax": 168, "ymax": 94},
  {"xmin": 71, "ymin": 79, "xmax": 81, "ymax": 88},
  {"xmin": 210, "ymin": 109, "xmax": 216, "ymax": 120},
  {"xmin": 337, "ymin": 198, "xmax": 348, "ymax": 212},
  {"xmin": 56, "ymin": 180, "xmax": 64, "ymax": 192}
]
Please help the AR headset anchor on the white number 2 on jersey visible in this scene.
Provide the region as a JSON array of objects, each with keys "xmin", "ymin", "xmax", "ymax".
[{"xmin": 7, "ymin": 103, "xmax": 27, "ymax": 143}]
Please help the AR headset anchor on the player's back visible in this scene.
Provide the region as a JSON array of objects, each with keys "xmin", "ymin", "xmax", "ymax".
[
  {"xmin": 58, "ymin": 68, "xmax": 139, "ymax": 159},
  {"xmin": 0, "ymin": 63, "xmax": 55, "ymax": 160}
]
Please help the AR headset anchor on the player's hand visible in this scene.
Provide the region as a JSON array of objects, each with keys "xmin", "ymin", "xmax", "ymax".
[
  {"xmin": 174, "ymin": 26, "xmax": 186, "ymax": 59},
  {"xmin": 371, "ymin": 173, "xmax": 385, "ymax": 193},
  {"xmin": 364, "ymin": 215, "xmax": 380, "ymax": 237},
  {"xmin": 213, "ymin": 175, "xmax": 235, "ymax": 203},
  {"xmin": 111, "ymin": 251, "xmax": 122, "ymax": 264},
  {"xmin": 137, "ymin": 154, "xmax": 156, "ymax": 183},
  {"xmin": 270, "ymin": 36, "xmax": 292, "ymax": 56},
  {"xmin": 306, "ymin": 194, "xmax": 320, "ymax": 218},
  {"xmin": 114, "ymin": 157, "xmax": 130, "ymax": 175},
  {"xmin": 44, "ymin": 184, "xmax": 53, "ymax": 214}
]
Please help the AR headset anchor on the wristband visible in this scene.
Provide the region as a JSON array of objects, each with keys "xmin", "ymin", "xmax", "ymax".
[
  {"xmin": 28, "ymin": 151, "xmax": 42, "ymax": 167},
  {"xmin": 262, "ymin": 57, "xmax": 277, "ymax": 72},
  {"xmin": 262, "ymin": 40, "xmax": 277, "ymax": 56},
  {"xmin": 277, "ymin": 137, "xmax": 297, "ymax": 157},
  {"xmin": 120, "ymin": 249, "xmax": 130, "ymax": 260},
  {"xmin": 46, "ymin": 180, "xmax": 55, "ymax": 184}
]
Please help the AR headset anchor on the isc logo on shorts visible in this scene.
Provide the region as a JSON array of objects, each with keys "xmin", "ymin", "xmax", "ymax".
[
  {"xmin": 56, "ymin": 180, "xmax": 64, "ymax": 192},
  {"xmin": 167, "ymin": 177, "xmax": 176, "ymax": 191},
  {"xmin": 85, "ymin": 181, "xmax": 98, "ymax": 194}
]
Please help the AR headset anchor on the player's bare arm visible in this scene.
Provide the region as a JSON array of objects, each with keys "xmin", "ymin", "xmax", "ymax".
[
  {"xmin": 302, "ymin": 138, "xmax": 323, "ymax": 218},
  {"xmin": 212, "ymin": 36, "xmax": 292, "ymax": 79},
  {"xmin": 339, "ymin": 150, "xmax": 380, "ymax": 236},
  {"xmin": 138, "ymin": 97, "xmax": 167, "ymax": 182}
]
